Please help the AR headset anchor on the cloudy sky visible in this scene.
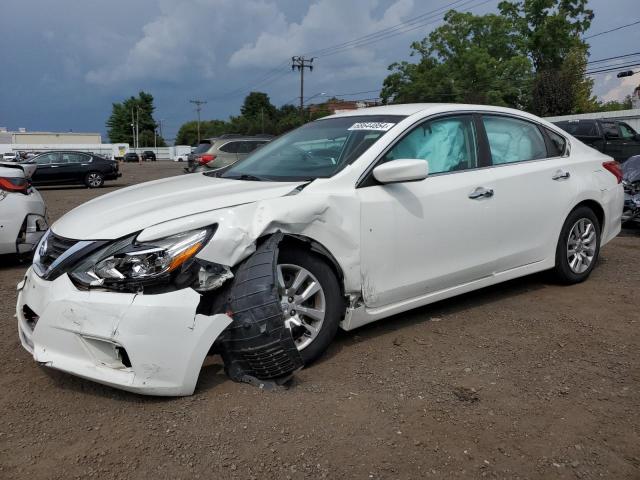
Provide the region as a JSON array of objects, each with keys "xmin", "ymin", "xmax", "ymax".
[{"xmin": 1, "ymin": 0, "xmax": 638, "ymax": 143}]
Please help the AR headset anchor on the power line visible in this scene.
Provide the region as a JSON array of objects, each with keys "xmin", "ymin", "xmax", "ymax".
[
  {"xmin": 586, "ymin": 62, "xmax": 640, "ymax": 75},
  {"xmin": 584, "ymin": 19, "xmax": 640, "ymax": 40},
  {"xmin": 587, "ymin": 51, "xmax": 640, "ymax": 64},
  {"xmin": 303, "ymin": 0, "xmax": 470, "ymax": 57},
  {"xmin": 312, "ymin": 0, "xmax": 494, "ymax": 58}
]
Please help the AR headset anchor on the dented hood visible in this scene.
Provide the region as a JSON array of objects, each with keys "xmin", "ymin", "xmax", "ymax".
[{"xmin": 52, "ymin": 173, "xmax": 304, "ymax": 240}]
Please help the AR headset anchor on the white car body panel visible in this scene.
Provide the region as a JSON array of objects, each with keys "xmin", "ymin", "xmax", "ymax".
[
  {"xmin": 0, "ymin": 165, "xmax": 48, "ymax": 255},
  {"xmin": 16, "ymin": 103, "xmax": 624, "ymax": 395}
]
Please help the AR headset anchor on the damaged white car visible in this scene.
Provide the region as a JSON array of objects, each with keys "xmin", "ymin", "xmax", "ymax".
[
  {"xmin": 1, "ymin": 162, "xmax": 48, "ymax": 256},
  {"xmin": 17, "ymin": 104, "xmax": 623, "ymax": 395}
]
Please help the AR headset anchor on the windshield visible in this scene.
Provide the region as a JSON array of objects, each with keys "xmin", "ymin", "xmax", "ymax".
[{"xmin": 221, "ymin": 115, "xmax": 405, "ymax": 181}]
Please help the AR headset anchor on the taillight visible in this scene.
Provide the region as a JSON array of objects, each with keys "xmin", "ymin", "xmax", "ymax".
[
  {"xmin": 602, "ymin": 161, "xmax": 623, "ymax": 184},
  {"xmin": 0, "ymin": 176, "xmax": 28, "ymax": 193},
  {"xmin": 199, "ymin": 154, "xmax": 216, "ymax": 165}
]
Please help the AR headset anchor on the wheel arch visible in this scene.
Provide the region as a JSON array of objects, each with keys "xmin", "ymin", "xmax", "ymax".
[
  {"xmin": 570, "ymin": 199, "xmax": 605, "ymax": 233},
  {"xmin": 258, "ymin": 233, "xmax": 347, "ymax": 300}
]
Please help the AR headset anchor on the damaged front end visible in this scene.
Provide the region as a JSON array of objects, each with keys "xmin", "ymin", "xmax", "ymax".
[{"xmin": 18, "ymin": 226, "xmax": 304, "ymax": 395}]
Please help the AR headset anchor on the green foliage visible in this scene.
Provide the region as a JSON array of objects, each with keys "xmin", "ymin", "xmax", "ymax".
[
  {"xmin": 382, "ymin": 0, "xmax": 598, "ymax": 116},
  {"xmin": 174, "ymin": 94, "xmax": 310, "ymax": 145},
  {"xmin": 175, "ymin": 120, "xmax": 230, "ymax": 146},
  {"xmin": 381, "ymin": 11, "xmax": 533, "ymax": 109},
  {"xmin": 595, "ymin": 95, "xmax": 633, "ymax": 112},
  {"xmin": 106, "ymin": 91, "xmax": 166, "ymax": 146}
]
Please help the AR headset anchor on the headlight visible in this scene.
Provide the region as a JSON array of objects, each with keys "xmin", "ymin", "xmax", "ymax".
[{"xmin": 70, "ymin": 227, "xmax": 213, "ymax": 289}]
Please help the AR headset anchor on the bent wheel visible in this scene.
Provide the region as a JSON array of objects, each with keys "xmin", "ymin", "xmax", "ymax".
[{"xmin": 277, "ymin": 249, "xmax": 341, "ymax": 364}]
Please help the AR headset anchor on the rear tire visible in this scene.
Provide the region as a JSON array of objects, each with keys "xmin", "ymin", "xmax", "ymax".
[
  {"xmin": 277, "ymin": 248, "xmax": 342, "ymax": 365},
  {"xmin": 553, "ymin": 206, "xmax": 601, "ymax": 284},
  {"xmin": 85, "ymin": 171, "xmax": 104, "ymax": 188}
]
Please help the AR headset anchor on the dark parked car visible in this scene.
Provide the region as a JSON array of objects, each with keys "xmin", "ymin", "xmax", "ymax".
[
  {"xmin": 24, "ymin": 151, "xmax": 121, "ymax": 188},
  {"xmin": 553, "ymin": 119, "xmax": 640, "ymax": 162},
  {"xmin": 141, "ymin": 150, "xmax": 157, "ymax": 161},
  {"xmin": 124, "ymin": 152, "xmax": 140, "ymax": 163}
]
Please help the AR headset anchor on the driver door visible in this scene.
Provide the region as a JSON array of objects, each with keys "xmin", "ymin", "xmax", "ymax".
[{"xmin": 357, "ymin": 114, "xmax": 498, "ymax": 308}]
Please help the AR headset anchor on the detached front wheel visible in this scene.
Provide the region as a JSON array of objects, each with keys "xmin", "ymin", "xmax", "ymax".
[{"xmin": 277, "ymin": 249, "xmax": 342, "ymax": 364}]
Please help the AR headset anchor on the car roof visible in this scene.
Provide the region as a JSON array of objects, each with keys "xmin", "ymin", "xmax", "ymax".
[{"xmin": 325, "ymin": 103, "xmax": 548, "ymax": 123}]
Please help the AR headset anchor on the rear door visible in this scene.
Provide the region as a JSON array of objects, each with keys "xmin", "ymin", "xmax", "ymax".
[
  {"xmin": 601, "ymin": 121, "xmax": 625, "ymax": 161},
  {"xmin": 63, "ymin": 152, "xmax": 92, "ymax": 182},
  {"xmin": 216, "ymin": 141, "xmax": 241, "ymax": 166},
  {"xmin": 481, "ymin": 114, "xmax": 576, "ymax": 272}
]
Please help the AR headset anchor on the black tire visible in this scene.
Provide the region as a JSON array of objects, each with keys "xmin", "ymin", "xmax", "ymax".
[
  {"xmin": 553, "ymin": 206, "xmax": 601, "ymax": 284},
  {"xmin": 278, "ymin": 248, "xmax": 342, "ymax": 365},
  {"xmin": 84, "ymin": 171, "xmax": 104, "ymax": 188}
]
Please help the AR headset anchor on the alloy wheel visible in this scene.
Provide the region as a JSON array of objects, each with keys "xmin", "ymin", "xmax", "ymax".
[
  {"xmin": 87, "ymin": 173, "xmax": 102, "ymax": 187},
  {"xmin": 566, "ymin": 218, "xmax": 596, "ymax": 274},
  {"xmin": 277, "ymin": 263, "xmax": 326, "ymax": 351}
]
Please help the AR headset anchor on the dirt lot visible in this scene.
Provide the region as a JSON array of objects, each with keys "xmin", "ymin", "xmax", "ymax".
[{"xmin": 1, "ymin": 162, "xmax": 638, "ymax": 479}]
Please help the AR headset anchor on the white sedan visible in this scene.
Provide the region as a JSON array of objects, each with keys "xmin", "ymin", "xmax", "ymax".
[
  {"xmin": 16, "ymin": 104, "xmax": 623, "ymax": 395},
  {"xmin": 1, "ymin": 163, "xmax": 48, "ymax": 256}
]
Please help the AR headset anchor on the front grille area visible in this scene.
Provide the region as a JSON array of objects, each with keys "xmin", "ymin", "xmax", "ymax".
[{"xmin": 40, "ymin": 232, "xmax": 78, "ymax": 270}]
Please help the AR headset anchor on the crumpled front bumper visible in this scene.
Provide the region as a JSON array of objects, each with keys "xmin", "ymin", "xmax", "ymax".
[{"xmin": 16, "ymin": 267, "xmax": 231, "ymax": 396}]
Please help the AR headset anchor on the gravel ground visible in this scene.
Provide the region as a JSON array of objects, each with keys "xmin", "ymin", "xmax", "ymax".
[{"xmin": 1, "ymin": 162, "xmax": 638, "ymax": 479}]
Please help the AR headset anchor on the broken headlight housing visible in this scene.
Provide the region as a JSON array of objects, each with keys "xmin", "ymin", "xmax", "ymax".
[{"xmin": 70, "ymin": 227, "xmax": 214, "ymax": 291}]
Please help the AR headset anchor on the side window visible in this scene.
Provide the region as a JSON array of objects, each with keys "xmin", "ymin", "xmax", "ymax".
[
  {"xmin": 236, "ymin": 142, "xmax": 254, "ymax": 154},
  {"xmin": 219, "ymin": 141, "xmax": 241, "ymax": 153},
  {"xmin": 601, "ymin": 122, "xmax": 619, "ymax": 138},
  {"xmin": 382, "ymin": 115, "xmax": 478, "ymax": 174},
  {"xmin": 35, "ymin": 153, "xmax": 59, "ymax": 164},
  {"xmin": 61, "ymin": 153, "xmax": 86, "ymax": 163},
  {"xmin": 619, "ymin": 123, "xmax": 636, "ymax": 139},
  {"xmin": 483, "ymin": 115, "xmax": 547, "ymax": 165},
  {"xmin": 544, "ymin": 128, "xmax": 567, "ymax": 157}
]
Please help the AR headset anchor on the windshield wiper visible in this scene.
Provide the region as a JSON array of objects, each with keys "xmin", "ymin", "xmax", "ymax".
[{"xmin": 225, "ymin": 174, "xmax": 267, "ymax": 181}]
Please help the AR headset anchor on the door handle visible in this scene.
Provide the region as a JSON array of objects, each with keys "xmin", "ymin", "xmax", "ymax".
[
  {"xmin": 468, "ymin": 187, "xmax": 494, "ymax": 199},
  {"xmin": 552, "ymin": 170, "xmax": 570, "ymax": 180}
]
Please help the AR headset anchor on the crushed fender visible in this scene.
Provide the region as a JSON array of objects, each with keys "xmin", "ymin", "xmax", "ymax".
[{"xmin": 216, "ymin": 233, "xmax": 303, "ymax": 387}]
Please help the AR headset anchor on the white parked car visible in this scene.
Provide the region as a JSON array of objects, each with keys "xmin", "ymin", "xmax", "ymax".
[
  {"xmin": 16, "ymin": 104, "xmax": 623, "ymax": 396},
  {"xmin": 2, "ymin": 152, "xmax": 20, "ymax": 162},
  {"xmin": 0, "ymin": 163, "xmax": 48, "ymax": 255}
]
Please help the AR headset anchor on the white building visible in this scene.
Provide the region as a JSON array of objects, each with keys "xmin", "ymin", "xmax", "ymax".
[{"xmin": 0, "ymin": 128, "xmax": 102, "ymax": 145}]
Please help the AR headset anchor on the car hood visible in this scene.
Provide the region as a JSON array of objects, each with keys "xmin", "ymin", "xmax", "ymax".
[{"xmin": 52, "ymin": 173, "xmax": 304, "ymax": 240}]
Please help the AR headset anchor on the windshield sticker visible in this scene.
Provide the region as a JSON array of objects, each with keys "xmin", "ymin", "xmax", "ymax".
[{"xmin": 348, "ymin": 122, "xmax": 395, "ymax": 131}]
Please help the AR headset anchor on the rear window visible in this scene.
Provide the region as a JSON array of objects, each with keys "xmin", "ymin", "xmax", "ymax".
[
  {"xmin": 192, "ymin": 142, "xmax": 212, "ymax": 154},
  {"xmin": 555, "ymin": 121, "xmax": 598, "ymax": 136}
]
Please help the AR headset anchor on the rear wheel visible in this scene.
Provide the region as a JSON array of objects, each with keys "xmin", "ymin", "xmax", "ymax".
[
  {"xmin": 85, "ymin": 171, "xmax": 104, "ymax": 188},
  {"xmin": 553, "ymin": 206, "xmax": 601, "ymax": 284},
  {"xmin": 277, "ymin": 249, "xmax": 342, "ymax": 364}
]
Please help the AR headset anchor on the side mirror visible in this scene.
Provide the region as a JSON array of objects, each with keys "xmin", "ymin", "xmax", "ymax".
[
  {"xmin": 373, "ymin": 159, "xmax": 429, "ymax": 184},
  {"xmin": 604, "ymin": 130, "xmax": 619, "ymax": 139}
]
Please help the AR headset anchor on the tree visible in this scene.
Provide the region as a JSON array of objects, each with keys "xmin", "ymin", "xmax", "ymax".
[
  {"xmin": 106, "ymin": 91, "xmax": 166, "ymax": 146},
  {"xmin": 498, "ymin": 0, "xmax": 596, "ymax": 115},
  {"xmin": 175, "ymin": 120, "xmax": 230, "ymax": 145},
  {"xmin": 381, "ymin": 11, "xmax": 533, "ymax": 108},
  {"xmin": 596, "ymin": 95, "xmax": 633, "ymax": 112},
  {"xmin": 382, "ymin": 0, "xmax": 598, "ymax": 116}
]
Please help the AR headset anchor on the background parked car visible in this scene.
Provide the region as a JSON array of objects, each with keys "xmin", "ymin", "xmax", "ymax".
[
  {"xmin": 0, "ymin": 162, "xmax": 48, "ymax": 255},
  {"xmin": 2, "ymin": 152, "xmax": 19, "ymax": 162},
  {"xmin": 186, "ymin": 135, "xmax": 272, "ymax": 173},
  {"xmin": 553, "ymin": 119, "xmax": 640, "ymax": 162},
  {"xmin": 23, "ymin": 151, "xmax": 121, "ymax": 188},
  {"xmin": 124, "ymin": 152, "xmax": 140, "ymax": 163},
  {"xmin": 141, "ymin": 150, "xmax": 157, "ymax": 161}
]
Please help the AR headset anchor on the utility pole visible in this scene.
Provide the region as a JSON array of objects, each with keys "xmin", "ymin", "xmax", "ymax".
[
  {"xmin": 135, "ymin": 107, "xmax": 140, "ymax": 150},
  {"xmin": 131, "ymin": 108, "xmax": 135, "ymax": 150},
  {"xmin": 189, "ymin": 99, "xmax": 207, "ymax": 143},
  {"xmin": 291, "ymin": 56, "xmax": 315, "ymax": 122}
]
